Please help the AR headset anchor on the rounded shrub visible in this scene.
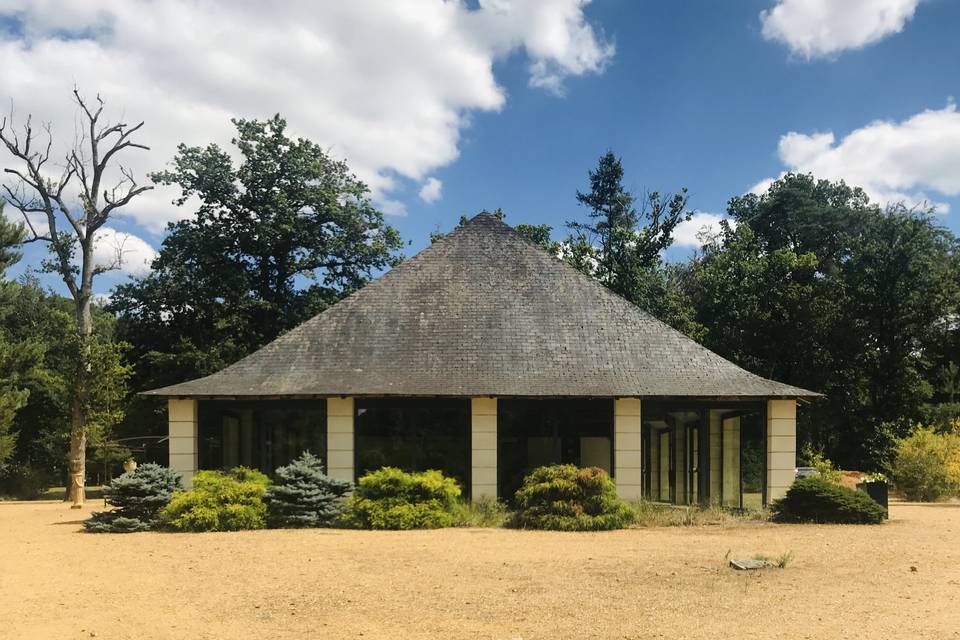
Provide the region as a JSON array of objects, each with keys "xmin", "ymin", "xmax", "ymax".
[
  {"xmin": 510, "ymin": 464, "xmax": 635, "ymax": 531},
  {"xmin": 160, "ymin": 467, "xmax": 271, "ymax": 532},
  {"xmin": 341, "ymin": 467, "xmax": 461, "ymax": 530},
  {"xmin": 890, "ymin": 427, "xmax": 960, "ymax": 501},
  {"xmin": 85, "ymin": 463, "xmax": 183, "ymax": 533},
  {"xmin": 770, "ymin": 476, "xmax": 886, "ymax": 524},
  {"xmin": 265, "ymin": 451, "xmax": 352, "ymax": 528}
]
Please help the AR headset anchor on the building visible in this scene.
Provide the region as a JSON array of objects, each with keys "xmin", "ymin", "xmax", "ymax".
[{"xmin": 144, "ymin": 213, "xmax": 819, "ymax": 506}]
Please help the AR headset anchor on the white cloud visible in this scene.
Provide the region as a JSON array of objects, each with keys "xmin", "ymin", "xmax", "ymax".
[
  {"xmin": 418, "ymin": 177, "xmax": 443, "ymax": 204},
  {"xmin": 673, "ymin": 213, "xmax": 734, "ymax": 248},
  {"xmin": 760, "ymin": 0, "xmax": 920, "ymax": 59},
  {"xmin": 87, "ymin": 227, "xmax": 157, "ymax": 276},
  {"xmin": 0, "ymin": 1, "xmax": 613, "ymax": 229},
  {"xmin": 753, "ymin": 103, "xmax": 960, "ymax": 213}
]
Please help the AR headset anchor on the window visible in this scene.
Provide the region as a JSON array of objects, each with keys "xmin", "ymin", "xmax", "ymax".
[
  {"xmin": 198, "ymin": 400, "xmax": 327, "ymax": 475},
  {"xmin": 497, "ymin": 398, "xmax": 614, "ymax": 502},
  {"xmin": 643, "ymin": 402, "xmax": 765, "ymax": 508},
  {"xmin": 354, "ymin": 398, "xmax": 471, "ymax": 492}
]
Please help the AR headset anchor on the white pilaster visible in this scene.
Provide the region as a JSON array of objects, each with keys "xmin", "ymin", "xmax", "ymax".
[
  {"xmin": 327, "ymin": 397, "xmax": 355, "ymax": 484},
  {"xmin": 471, "ymin": 397, "xmax": 497, "ymax": 501},
  {"xmin": 767, "ymin": 399, "xmax": 797, "ymax": 503},
  {"xmin": 614, "ymin": 398, "xmax": 642, "ymax": 501},
  {"xmin": 168, "ymin": 398, "xmax": 198, "ymax": 488}
]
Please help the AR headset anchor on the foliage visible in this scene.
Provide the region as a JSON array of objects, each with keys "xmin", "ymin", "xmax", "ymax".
[
  {"xmin": 111, "ymin": 114, "xmax": 403, "ymax": 405},
  {"xmin": 890, "ymin": 427, "xmax": 960, "ymax": 501},
  {"xmin": 799, "ymin": 443, "xmax": 843, "ymax": 484},
  {"xmin": 770, "ymin": 477, "xmax": 886, "ymax": 524},
  {"xmin": 689, "ymin": 174, "xmax": 959, "ymax": 469},
  {"xmin": 0, "ymin": 208, "xmax": 35, "ymax": 467},
  {"xmin": 451, "ymin": 496, "xmax": 511, "ymax": 528},
  {"xmin": 264, "ymin": 451, "xmax": 351, "ymax": 528},
  {"xmin": 85, "ymin": 463, "xmax": 182, "ymax": 533},
  {"xmin": 160, "ymin": 467, "xmax": 271, "ymax": 532},
  {"xmin": 510, "ymin": 464, "xmax": 635, "ymax": 531},
  {"xmin": 341, "ymin": 467, "xmax": 462, "ymax": 530}
]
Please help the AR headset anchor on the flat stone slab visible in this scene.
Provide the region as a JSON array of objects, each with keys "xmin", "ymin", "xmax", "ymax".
[{"xmin": 729, "ymin": 558, "xmax": 774, "ymax": 570}]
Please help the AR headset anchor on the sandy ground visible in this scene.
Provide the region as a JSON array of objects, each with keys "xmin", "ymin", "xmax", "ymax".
[{"xmin": 1, "ymin": 501, "xmax": 959, "ymax": 639}]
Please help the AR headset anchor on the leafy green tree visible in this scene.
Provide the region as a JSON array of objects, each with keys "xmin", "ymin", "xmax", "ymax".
[
  {"xmin": 690, "ymin": 173, "xmax": 959, "ymax": 468},
  {"xmin": 111, "ymin": 115, "xmax": 404, "ymax": 398},
  {"xmin": 0, "ymin": 208, "xmax": 33, "ymax": 466}
]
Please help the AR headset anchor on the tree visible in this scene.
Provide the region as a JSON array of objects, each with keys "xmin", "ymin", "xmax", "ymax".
[
  {"xmin": 0, "ymin": 90, "xmax": 151, "ymax": 505},
  {"xmin": 0, "ymin": 206, "xmax": 34, "ymax": 466},
  {"xmin": 689, "ymin": 173, "xmax": 959, "ymax": 469},
  {"xmin": 111, "ymin": 115, "xmax": 403, "ymax": 398},
  {"xmin": 568, "ymin": 151, "xmax": 691, "ymax": 302},
  {"xmin": 264, "ymin": 451, "xmax": 351, "ymax": 528}
]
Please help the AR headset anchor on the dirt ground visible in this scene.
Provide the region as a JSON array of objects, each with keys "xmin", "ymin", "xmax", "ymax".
[{"xmin": 1, "ymin": 501, "xmax": 959, "ymax": 639}]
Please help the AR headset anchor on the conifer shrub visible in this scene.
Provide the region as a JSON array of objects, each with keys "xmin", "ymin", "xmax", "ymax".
[
  {"xmin": 160, "ymin": 467, "xmax": 270, "ymax": 532},
  {"xmin": 890, "ymin": 427, "xmax": 960, "ymax": 501},
  {"xmin": 341, "ymin": 467, "xmax": 461, "ymax": 530},
  {"xmin": 265, "ymin": 451, "xmax": 351, "ymax": 528},
  {"xmin": 510, "ymin": 464, "xmax": 636, "ymax": 531},
  {"xmin": 85, "ymin": 463, "xmax": 182, "ymax": 533},
  {"xmin": 770, "ymin": 476, "xmax": 886, "ymax": 524}
]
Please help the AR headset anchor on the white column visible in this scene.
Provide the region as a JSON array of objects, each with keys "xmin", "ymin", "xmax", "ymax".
[
  {"xmin": 767, "ymin": 399, "xmax": 797, "ymax": 503},
  {"xmin": 614, "ymin": 398, "xmax": 642, "ymax": 501},
  {"xmin": 327, "ymin": 397, "xmax": 355, "ymax": 484},
  {"xmin": 168, "ymin": 398, "xmax": 198, "ymax": 488},
  {"xmin": 471, "ymin": 397, "xmax": 497, "ymax": 501}
]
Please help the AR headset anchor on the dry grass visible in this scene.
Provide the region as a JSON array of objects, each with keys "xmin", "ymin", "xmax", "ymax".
[{"xmin": 1, "ymin": 500, "xmax": 959, "ymax": 639}]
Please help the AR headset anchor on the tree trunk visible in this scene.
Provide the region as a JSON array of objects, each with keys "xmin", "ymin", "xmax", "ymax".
[{"xmin": 66, "ymin": 251, "xmax": 94, "ymax": 507}]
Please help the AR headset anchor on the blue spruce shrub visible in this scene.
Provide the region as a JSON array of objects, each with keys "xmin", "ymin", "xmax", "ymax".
[
  {"xmin": 265, "ymin": 451, "xmax": 351, "ymax": 528},
  {"xmin": 84, "ymin": 463, "xmax": 182, "ymax": 533}
]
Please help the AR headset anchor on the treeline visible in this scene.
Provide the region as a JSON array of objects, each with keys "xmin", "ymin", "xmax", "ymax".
[{"xmin": 1, "ymin": 110, "xmax": 958, "ymax": 497}]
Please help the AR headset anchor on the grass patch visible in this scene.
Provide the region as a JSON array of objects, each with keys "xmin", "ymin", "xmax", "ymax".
[
  {"xmin": 452, "ymin": 497, "xmax": 510, "ymax": 528},
  {"xmin": 631, "ymin": 501, "xmax": 768, "ymax": 527}
]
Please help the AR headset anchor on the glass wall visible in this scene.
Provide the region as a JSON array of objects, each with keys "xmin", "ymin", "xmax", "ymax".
[
  {"xmin": 497, "ymin": 398, "xmax": 614, "ymax": 502},
  {"xmin": 198, "ymin": 400, "xmax": 327, "ymax": 475},
  {"xmin": 354, "ymin": 398, "xmax": 471, "ymax": 492},
  {"xmin": 643, "ymin": 403, "xmax": 765, "ymax": 508}
]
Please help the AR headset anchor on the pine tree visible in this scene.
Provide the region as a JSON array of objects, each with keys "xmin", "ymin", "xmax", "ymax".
[
  {"xmin": 265, "ymin": 452, "xmax": 351, "ymax": 528},
  {"xmin": 85, "ymin": 463, "xmax": 182, "ymax": 532}
]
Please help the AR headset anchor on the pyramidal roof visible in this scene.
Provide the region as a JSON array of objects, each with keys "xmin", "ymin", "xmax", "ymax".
[{"xmin": 145, "ymin": 213, "xmax": 819, "ymax": 399}]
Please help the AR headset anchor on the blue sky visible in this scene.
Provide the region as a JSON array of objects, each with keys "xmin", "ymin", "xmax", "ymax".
[{"xmin": 2, "ymin": 0, "xmax": 959, "ymax": 295}]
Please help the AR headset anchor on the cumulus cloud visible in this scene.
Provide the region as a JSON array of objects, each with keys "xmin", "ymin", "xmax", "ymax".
[
  {"xmin": 418, "ymin": 177, "xmax": 443, "ymax": 204},
  {"xmin": 0, "ymin": 0, "xmax": 613, "ymax": 229},
  {"xmin": 752, "ymin": 103, "xmax": 960, "ymax": 213},
  {"xmin": 760, "ymin": 0, "xmax": 920, "ymax": 59},
  {"xmin": 673, "ymin": 213, "xmax": 734, "ymax": 249},
  {"xmin": 87, "ymin": 227, "xmax": 158, "ymax": 276}
]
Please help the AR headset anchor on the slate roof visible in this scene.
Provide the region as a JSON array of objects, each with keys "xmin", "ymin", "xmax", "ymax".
[{"xmin": 144, "ymin": 213, "xmax": 820, "ymax": 399}]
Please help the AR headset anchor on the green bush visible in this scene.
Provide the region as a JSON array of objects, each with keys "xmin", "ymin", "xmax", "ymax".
[
  {"xmin": 265, "ymin": 451, "xmax": 351, "ymax": 527},
  {"xmin": 160, "ymin": 467, "xmax": 270, "ymax": 532},
  {"xmin": 341, "ymin": 467, "xmax": 461, "ymax": 530},
  {"xmin": 799, "ymin": 443, "xmax": 842, "ymax": 484},
  {"xmin": 890, "ymin": 427, "xmax": 960, "ymax": 501},
  {"xmin": 510, "ymin": 464, "xmax": 635, "ymax": 531},
  {"xmin": 85, "ymin": 463, "xmax": 182, "ymax": 533},
  {"xmin": 770, "ymin": 476, "xmax": 886, "ymax": 524}
]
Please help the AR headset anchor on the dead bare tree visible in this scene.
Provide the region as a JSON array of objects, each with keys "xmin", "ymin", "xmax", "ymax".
[{"xmin": 0, "ymin": 89, "xmax": 151, "ymax": 506}]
